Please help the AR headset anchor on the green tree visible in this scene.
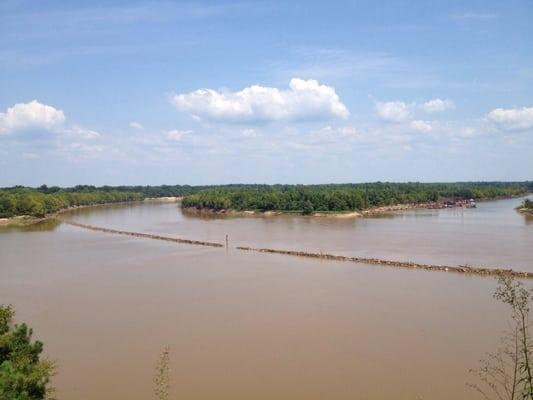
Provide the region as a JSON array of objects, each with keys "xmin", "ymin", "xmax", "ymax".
[
  {"xmin": 0, "ymin": 305, "xmax": 54, "ymax": 400},
  {"xmin": 302, "ymin": 200, "xmax": 314, "ymax": 215},
  {"xmin": 0, "ymin": 194, "xmax": 16, "ymax": 218}
]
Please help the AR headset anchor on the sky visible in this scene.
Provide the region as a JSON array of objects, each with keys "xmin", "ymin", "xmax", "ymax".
[{"xmin": 0, "ymin": 0, "xmax": 532, "ymax": 186}]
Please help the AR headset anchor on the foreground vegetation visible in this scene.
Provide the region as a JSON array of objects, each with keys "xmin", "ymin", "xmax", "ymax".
[
  {"xmin": 182, "ymin": 182, "xmax": 533, "ymax": 214},
  {"xmin": 0, "ymin": 305, "xmax": 54, "ymax": 400},
  {"xmin": 470, "ymin": 277, "xmax": 533, "ymax": 399}
]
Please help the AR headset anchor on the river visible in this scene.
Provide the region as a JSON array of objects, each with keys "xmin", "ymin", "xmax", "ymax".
[{"xmin": 0, "ymin": 196, "xmax": 532, "ymax": 399}]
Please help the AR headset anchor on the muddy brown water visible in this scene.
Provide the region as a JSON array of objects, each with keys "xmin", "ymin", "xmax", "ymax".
[
  {"xmin": 0, "ymin": 196, "xmax": 532, "ymax": 400},
  {"xmin": 67, "ymin": 195, "xmax": 533, "ymax": 270}
]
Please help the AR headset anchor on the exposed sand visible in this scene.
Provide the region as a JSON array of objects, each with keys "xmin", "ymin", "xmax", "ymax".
[
  {"xmin": 517, "ymin": 207, "xmax": 533, "ymax": 215},
  {"xmin": 144, "ymin": 196, "xmax": 182, "ymax": 202}
]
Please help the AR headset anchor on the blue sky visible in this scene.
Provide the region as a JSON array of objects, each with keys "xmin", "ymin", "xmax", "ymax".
[{"xmin": 0, "ymin": 0, "xmax": 532, "ymax": 186}]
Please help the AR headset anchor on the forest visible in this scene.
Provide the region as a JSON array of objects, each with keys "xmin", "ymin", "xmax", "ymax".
[
  {"xmin": 2, "ymin": 182, "xmax": 531, "ymax": 218},
  {"xmin": 0, "ymin": 187, "xmax": 144, "ymax": 218},
  {"xmin": 181, "ymin": 182, "xmax": 533, "ymax": 214},
  {"xmin": 0, "ymin": 184, "xmax": 218, "ymax": 218}
]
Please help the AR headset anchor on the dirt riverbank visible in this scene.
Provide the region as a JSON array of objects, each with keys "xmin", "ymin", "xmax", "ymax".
[
  {"xmin": 182, "ymin": 201, "xmax": 456, "ymax": 219},
  {"xmin": 517, "ymin": 207, "xmax": 533, "ymax": 216}
]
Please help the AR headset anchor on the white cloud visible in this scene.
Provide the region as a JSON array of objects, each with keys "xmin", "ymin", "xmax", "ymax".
[
  {"xmin": 171, "ymin": 78, "xmax": 349, "ymax": 122},
  {"xmin": 410, "ymin": 120, "xmax": 433, "ymax": 133},
  {"xmin": 487, "ymin": 107, "xmax": 533, "ymax": 131},
  {"xmin": 279, "ymin": 48, "xmax": 401, "ymax": 80},
  {"xmin": 129, "ymin": 121, "xmax": 144, "ymax": 130},
  {"xmin": 376, "ymin": 98, "xmax": 453, "ymax": 123},
  {"xmin": 419, "ymin": 98, "xmax": 454, "ymax": 113},
  {"xmin": 0, "ymin": 100, "xmax": 65, "ymax": 134},
  {"xmin": 313, "ymin": 126, "xmax": 360, "ymax": 140},
  {"xmin": 375, "ymin": 101, "xmax": 410, "ymax": 122},
  {"xmin": 165, "ymin": 129, "xmax": 192, "ymax": 141},
  {"xmin": 63, "ymin": 125, "xmax": 100, "ymax": 139}
]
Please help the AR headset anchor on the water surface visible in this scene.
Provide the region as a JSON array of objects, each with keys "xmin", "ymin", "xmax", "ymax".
[
  {"xmin": 67, "ymin": 195, "xmax": 533, "ymax": 269},
  {"xmin": 1, "ymin": 196, "xmax": 532, "ymax": 399}
]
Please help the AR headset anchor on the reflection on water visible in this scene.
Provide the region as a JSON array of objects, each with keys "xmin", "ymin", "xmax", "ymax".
[{"xmin": 0, "ymin": 218, "xmax": 61, "ymax": 233}]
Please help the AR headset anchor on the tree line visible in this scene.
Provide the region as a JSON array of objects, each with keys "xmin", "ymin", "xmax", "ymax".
[
  {"xmin": 0, "ymin": 188, "xmax": 145, "ymax": 218},
  {"xmin": 29, "ymin": 184, "xmax": 215, "ymax": 198},
  {"xmin": 2, "ymin": 182, "xmax": 531, "ymax": 218},
  {"xmin": 181, "ymin": 182, "xmax": 533, "ymax": 214},
  {"xmin": 0, "ymin": 184, "xmax": 239, "ymax": 219}
]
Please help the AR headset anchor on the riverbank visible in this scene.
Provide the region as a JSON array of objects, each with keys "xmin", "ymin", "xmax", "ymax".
[
  {"xmin": 516, "ymin": 198, "xmax": 533, "ymax": 215},
  {"xmin": 144, "ymin": 196, "xmax": 181, "ymax": 202},
  {"xmin": 0, "ymin": 215, "xmax": 48, "ymax": 227},
  {"xmin": 517, "ymin": 207, "xmax": 533, "ymax": 215},
  {"xmin": 182, "ymin": 201, "xmax": 466, "ymax": 219}
]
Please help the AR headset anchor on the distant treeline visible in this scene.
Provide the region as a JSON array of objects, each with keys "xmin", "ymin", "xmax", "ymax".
[
  {"xmin": 181, "ymin": 182, "xmax": 533, "ymax": 214},
  {"xmin": 2, "ymin": 182, "xmax": 532, "ymax": 218},
  {"xmin": 0, "ymin": 187, "xmax": 145, "ymax": 218},
  {"xmin": 0, "ymin": 184, "xmax": 216, "ymax": 218},
  {"xmin": 15, "ymin": 184, "xmax": 210, "ymax": 197}
]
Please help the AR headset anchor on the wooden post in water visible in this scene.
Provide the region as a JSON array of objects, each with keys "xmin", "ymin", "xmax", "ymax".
[{"xmin": 225, "ymin": 234, "xmax": 229, "ymax": 249}]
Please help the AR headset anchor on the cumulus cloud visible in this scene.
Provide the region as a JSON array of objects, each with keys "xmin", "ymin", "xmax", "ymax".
[
  {"xmin": 376, "ymin": 98, "xmax": 453, "ymax": 122},
  {"xmin": 0, "ymin": 100, "xmax": 65, "ymax": 134},
  {"xmin": 375, "ymin": 101, "xmax": 410, "ymax": 122},
  {"xmin": 487, "ymin": 107, "xmax": 533, "ymax": 131},
  {"xmin": 170, "ymin": 78, "xmax": 349, "ymax": 122},
  {"xmin": 410, "ymin": 120, "xmax": 433, "ymax": 133},
  {"xmin": 129, "ymin": 121, "xmax": 144, "ymax": 130},
  {"xmin": 419, "ymin": 98, "xmax": 454, "ymax": 113}
]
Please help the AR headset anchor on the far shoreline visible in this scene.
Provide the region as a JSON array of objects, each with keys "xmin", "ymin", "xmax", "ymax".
[
  {"xmin": 183, "ymin": 201, "xmax": 471, "ymax": 219},
  {"xmin": 181, "ymin": 194, "xmax": 532, "ymax": 219},
  {"xmin": 0, "ymin": 196, "xmax": 182, "ymax": 227},
  {"xmin": 1, "ymin": 194, "xmax": 529, "ymax": 227}
]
